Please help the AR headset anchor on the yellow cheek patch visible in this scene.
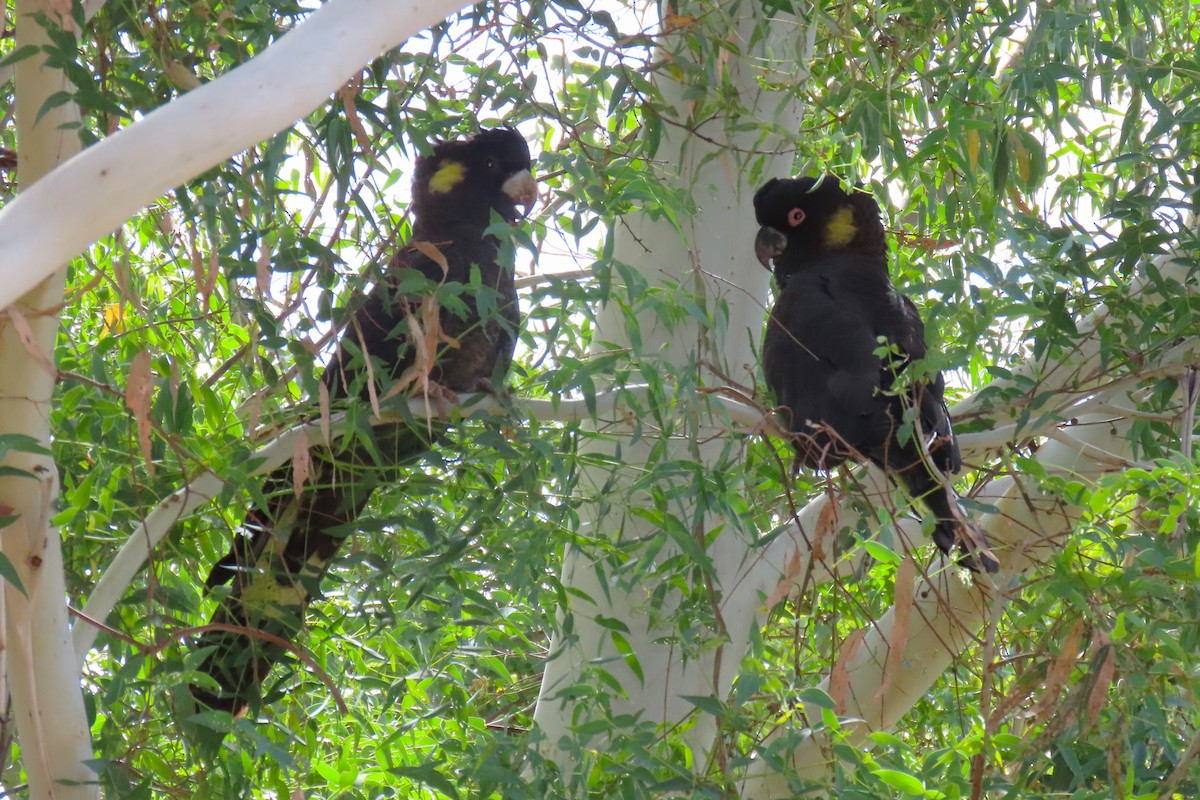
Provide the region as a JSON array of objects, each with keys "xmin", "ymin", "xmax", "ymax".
[
  {"xmin": 824, "ymin": 205, "xmax": 857, "ymax": 248},
  {"xmin": 429, "ymin": 161, "xmax": 465, "ymax": 194}
]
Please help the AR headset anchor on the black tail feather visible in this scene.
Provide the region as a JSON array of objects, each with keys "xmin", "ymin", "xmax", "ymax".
[
  {"xmin": 890, "ymin": 458, "xmax": 999, "ymax": 574},
  {"xmin": 192, "ymin": 422, "xmax": 438, "ymax": 712}
]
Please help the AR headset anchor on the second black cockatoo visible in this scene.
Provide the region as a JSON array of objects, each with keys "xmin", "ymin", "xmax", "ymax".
[
  {"xmin": 193, "ymin": 128, "xmax": 537, "ymax": 712},
  {"xmin": 754, "ymin": 174, "xmax": 998, "ymax": 573}
]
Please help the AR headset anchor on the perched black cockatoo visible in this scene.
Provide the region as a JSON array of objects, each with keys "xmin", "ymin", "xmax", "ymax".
[
  {"xmin": 754, "ymin": 174, "xmax": 998, "ymax": 573},
  {"xmin": 193, "ymin": 128, "xmax": 537, "ymax": 712}
]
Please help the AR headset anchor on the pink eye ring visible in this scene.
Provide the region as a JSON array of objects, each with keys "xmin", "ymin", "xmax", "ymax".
[{"xmin": 787, "ymin": 208, "xmax": 806, "ymax": 227}]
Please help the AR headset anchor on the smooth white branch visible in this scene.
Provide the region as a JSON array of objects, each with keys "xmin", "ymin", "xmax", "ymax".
[
  {"xmin": 73, "ymin": 301, "xmax": 1197, "ymax": 666},
  {"xmin": 71, "ymin": 386, "xmax": 771, "ymax": 662},
  {"xmin": 0, "ymin": 0, "xmax": 471, "ymax": 311},
  {"xmin": 735, "ymin": 248, "xmax": 1200, "ymax": 797}
]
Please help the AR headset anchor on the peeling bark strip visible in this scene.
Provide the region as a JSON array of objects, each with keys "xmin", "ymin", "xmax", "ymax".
[
  {"xmin": 3, "ymin": 0, "xmax": 94, "ymax": 794},
  {"xmin": 125, "ymin": 351, "xmax": 155, "ymax": 476},
  {"xmin": 5, "ymin": 307, "xmax": 57, "ymax": 378},
  {"xmin": 875, "ymin": 555, "xmax": 914, "ymax": 704}
]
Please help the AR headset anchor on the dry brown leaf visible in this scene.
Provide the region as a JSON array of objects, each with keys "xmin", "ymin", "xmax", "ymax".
[
  {"xmin": 411, "ymin": 241, "xmax": 450, "ymax": 279},
  {"xmin": 988, "ymin": 662, "xmax": 1049, "ymax": 728},
  {"xmin": 766, "ymin": 546, "xmax": 803, "ymax": 608},
  {"xmin": 201, "ymin": 248, "xmax": 219, "ymax": 310},
  {"xmin": 302, "ymin": 142, "xmax": 317, "ymax": 198},
  {"xmin": 291, "ymin": 434, "xmax": 312, "ymax": 499},
  {"xmin": 154, "ymin": 208, "xmax": 176, "ymax": 239},
  {"xmin": 162, "ymin": 57, "xmax": 202, "ymax": 91},
  {"xmin": 662, "ymin": 13, "xmax": 697, "ymax": 31},
  {"xmin": 47, "ymin": 0, "xmax": 76, "ymax": 31},
  {"xmin": 384, "ymin": 294, "xmax": 461, "ymax": 405},
  {"xmin": 343, "ymin": 312, "xmax": 383, "ymax": 418},
  {"xmin": 243, "ymin": 393, "xmax": 262, "ymax": 436},
  {"xmin": 876, "ymin": 555, "xmax": 915, "ymax": 702},
  {"xmin": 255, "ymin": 241, "xmax": 272, "ymax": 295},
  {"xmin": 830, "ymin": 628, "xmax": 865, "ymax": 716},
  {"xmin": 1087, "ymin": 637, "xmax": 1115, "ymax": 727},
  {"xmin": 378, "ymin": 319, "xmax": 423, "ymax": 402},
  {"xmin": 125, "ymin": 350, "xmax": 155, "ymax": 475},
  {"xmin": 168, "ymin": 357, "xmax": 181, "ymax": 403},
  {"xmin": 339, "ymin": 74, "xmax": 374, "ymax": 157},
  {"xmin": 1032, "ymin": 619, "xmax": 1084, "ymax": 725},
  {"xmin": 6, "ymin": 306, "xmax": 58, "ymax": 377},
  {"xmin": 188, "ymin": 227, "xmax": 203, "ymax": 286},
  {"xmin": 814, "ymin": 494, "xmax": 839, "ymax": 561}
]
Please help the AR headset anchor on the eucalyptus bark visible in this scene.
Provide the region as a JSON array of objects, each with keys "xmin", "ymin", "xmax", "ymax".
[
  {"xmin": 533, "ymin": 0, "xmax": 809, "ymax": 779},
  {"xmin": 3, "ymin": 3, "xmax": 95, "ymax": 798}
]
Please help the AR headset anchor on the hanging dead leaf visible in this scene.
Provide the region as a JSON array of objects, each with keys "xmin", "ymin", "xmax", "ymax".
[
  {"xmin": 1086, "ymin": 642, "xmax": 1115, "ymax": 727},
  {"xmin": 100, "ymin": 303, "xmax": 127, "ymax": 337},
  {"xmin": 345, "ymin": 314, "xmax": 383, "ymax": 419},
  {"xmin": 383, "ymin": 294, "xmax": 460, "ymax": 404},
  {"xmin": 154, "ymin": 208, "xmax": 176, "ymax": 239},
  {"xmin": 255, "ymin": 240, "xmax": 273, "ymax": 295},
  {"xmin": 168, "ymin": 357, "xmax": 181, "ymax": 402},
  {"xmin": 243, "ymin": 393, "xmax": 262, "ymax": 436},
  {"xmin": 1031, "ymin": 619, "xmax": 1084, "ymax": 725},
  {"xmin": 162, "ymin": 57, "xmax": 202, "ymax": 91},
  {"xmin": 662, "ymin": 13, "xmax": 697, "ymax": 31},
  {"xmin": 813, "ymin": 493, "xmax": 839, "ymax": 561},
  {"xmin": 7, "ymin": 306, "xmax": 58, "ymax": 377},
  {"xmin": 875, "ymin": 554, "xmax": 915, "ymax": 702},
  {"xmin": 830, "ymin": 628, "xmax": 866, "ymax": 716},
  {"xmin": 988, "ymin": 660, "xmax": 1049, "ymax": 728},
  {"xmin": 302, "ymin": 141, "xmax": 317, "ymax": 198},
  {"xmin": 338, "ymin": 73, "xmax": 375, "ymax": 157},
  {"xmin": 965, "ymin": 128, "xmax": 981, "ymax": 172},
  {"xmin": 292, "ymin": 434, "xmax": 312, "ymax": 498},
  {"xmin": 188, "ymin": 227, "xmax": 203, "ymax": 285},
  {"xmin": 766, "ymin": 546, "xmax": 803, "ymax": 608},
  {"xmin": 410, "ymin": 241, "xmax": 450, "ymax": 279},
  {"xmin": 47, "ymin": 0, "xmax": 76, "ymax": 31},
  {"xmin": 201, "ymin": 248, "xmax": 219, "ymax": 310},
  {"xmin": 125, "ymin": 350, "xmax": 155, "ymax": 475}
]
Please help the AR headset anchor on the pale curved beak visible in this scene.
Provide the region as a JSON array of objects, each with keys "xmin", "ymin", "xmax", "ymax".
[
  {"xmin": 754, "ymin": 226, "xmax": 788, "ymax": 270},
  {"xmin": 502, "ymin": 170, "xmax": 538, "ymax": 218}
]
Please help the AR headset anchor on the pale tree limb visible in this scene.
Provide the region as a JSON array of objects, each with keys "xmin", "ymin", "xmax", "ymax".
[
  {"xmin": 73, "ymin": 387, "xmax": 773, "ymax": 663},
  {"xmin": 532, "ymin": 0, "xmax": 814, "ymax": 779},
  {"xmin": 1179, "ymin": 367, "xmax": 1198, "ymax": 461},
  {"xmin": 0, "ymin": 2, "xmax": 96, "ymax": 798},
  {"xmin": 72, "ymin": 420, "xmax": 327, "ymax": 665},
  {"xmin": 734, "ymin": 254, "xmax": 1200, "ymax": 796},
  {"xmin": 0, "ymin": 0, "xmax": 472, "ymax": 311},
  {"xmin": 729, "ymin": 325, "xmax": 1200, "ymax": 631},
  {"xmin": 739, "ymin": 406, "xmax": 1134, "ymax": 797},
  {"xmin": 0, "ymin": 0, "xmax": 110, "ymax": 87}
]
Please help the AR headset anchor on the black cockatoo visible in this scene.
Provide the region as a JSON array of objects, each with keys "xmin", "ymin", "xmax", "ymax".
[
  {"xmin": 754, "ymin": 174, "xmax": 998, "ymax": 573},
  {"xmin": 193, "ymin": 128, "xmax": 537, "ymax": 712}
]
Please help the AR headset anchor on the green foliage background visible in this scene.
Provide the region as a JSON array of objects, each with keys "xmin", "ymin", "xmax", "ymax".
[{"xmin": 2, "ymin": 0, "xmax": 1200, "ymax": 796}]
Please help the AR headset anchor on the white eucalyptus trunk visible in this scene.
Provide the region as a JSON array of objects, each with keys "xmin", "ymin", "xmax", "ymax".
[
  {"xmin": 533, "ymin": 1, "xmax": 810, "ymax": 777},
  {"xmin": 4, "ymin": 3, "xmax": 95, "ymax": 798},
  {"xmin": 0, "ymin": 0, "xmax": 472, "ymax": 311}
]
